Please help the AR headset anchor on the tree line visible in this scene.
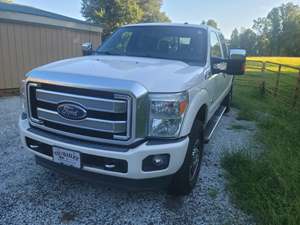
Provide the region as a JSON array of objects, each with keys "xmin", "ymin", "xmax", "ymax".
[
  {"xmin": 81, "ymin": 1, "xmax": 300, "ymax": 57},
  {"xmin": 230, "ymin": 2, "xmax": 300, "ymax": 56},
  {"xmin": 81, "ymin": 0, "xmax": 170, "ymax": 37}
]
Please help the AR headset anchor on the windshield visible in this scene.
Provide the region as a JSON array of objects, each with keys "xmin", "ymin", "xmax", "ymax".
[{"xmin": 97, "ymin": 26, "xmax": 207, "ymax": 65}]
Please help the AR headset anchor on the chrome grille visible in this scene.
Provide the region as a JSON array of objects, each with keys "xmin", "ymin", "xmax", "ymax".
[{"xmin": 27, "ymin": 83, "xmax": 132, "ymax": 143}]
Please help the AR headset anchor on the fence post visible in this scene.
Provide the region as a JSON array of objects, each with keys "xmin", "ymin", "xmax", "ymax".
[
  {"xmin": 293, "ymin": 70, "xmax": 300, "ymax": 108},
  {"xmin": 274, "ymin": 64, "xmax": 282, "ymax": 97},
  {"xmin": 261, "ymin": 62, "xmax": 266, "ymax": 72}
]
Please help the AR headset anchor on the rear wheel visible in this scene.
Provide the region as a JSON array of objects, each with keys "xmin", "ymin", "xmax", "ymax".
[{"xmin": 167, "ymin": 120, "xmax": 204, "ymax": 196}]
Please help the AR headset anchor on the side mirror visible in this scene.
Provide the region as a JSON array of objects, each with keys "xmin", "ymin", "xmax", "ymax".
[
  {"xmin": 211, "ymin": 57, "xmax": 227, "ymax": 74},
  {"xmin": 226, "ymin": 49, "xmax": 247, "ymax": 75},
  {"xmin": 81, "ymin": 42, "xmax": 93, "ymax": 56}
]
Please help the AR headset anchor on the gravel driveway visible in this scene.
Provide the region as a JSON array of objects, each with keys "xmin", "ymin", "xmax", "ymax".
[{"xmin": 0, "ymin": 96, "xmax": 255, "ymax": 225}]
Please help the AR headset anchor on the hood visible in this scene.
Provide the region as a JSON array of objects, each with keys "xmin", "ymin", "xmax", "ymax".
[{"xmin": 29, "ymin": 55, "xmax": 205, "ymax": 93}]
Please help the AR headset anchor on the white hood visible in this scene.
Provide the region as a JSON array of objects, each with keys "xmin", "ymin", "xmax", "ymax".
[{"xmin": 30, "ymin": 55, "xmax": 205, "ymax": 92}]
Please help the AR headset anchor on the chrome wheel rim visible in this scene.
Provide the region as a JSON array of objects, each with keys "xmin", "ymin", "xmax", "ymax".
[{"xmin": 189, "ymin": 139, "xmax": 201, "ymax": 181}]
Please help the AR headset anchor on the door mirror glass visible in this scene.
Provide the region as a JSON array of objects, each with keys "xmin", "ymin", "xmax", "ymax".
[
  {"xmin": 81, "ymin": 42, "xmax": 93, "ymax": 56},
  {"xmin": 226, "ymin": 49, "xmax": 247, "ymax": 75}
]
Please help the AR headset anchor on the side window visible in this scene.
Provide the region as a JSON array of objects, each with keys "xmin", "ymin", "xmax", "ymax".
[
  {"xmin": 210, "ymin": 32, "xmax": 222, "ymax": 58},
  {"xmin": 219, "ymin": 34, "xmax": 229, "ymax": 59}
]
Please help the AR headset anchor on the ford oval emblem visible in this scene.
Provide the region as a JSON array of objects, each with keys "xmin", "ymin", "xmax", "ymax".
[{"xmin": 57, "ymin": 103, "xmax": 87, "ymax": 120}]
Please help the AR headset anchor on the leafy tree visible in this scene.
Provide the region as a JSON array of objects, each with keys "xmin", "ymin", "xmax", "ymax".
[
  {"xmin": 138, "ymin": 0, "xmax": 170, "ymax": 22},
  {"xmin": 267, "ymin": 7, "xmax": 282, "ymax": 55},
  {"xmin": 253, "ymin": 17, "xmax": 270, "ymax": 35},
  {"xmin": 81, "ymin": 0, "xmax": 169, "ymax": 36},
  {"xmin": 280, "ymin": 4, "xmax": 300, "ymax": 56},
  {"xmin": 202, "ymin": 19, "xmax": 218, "ymax": 29},
  {"xmin": 230, "ymin": 28, "xmax": 240, "ymax": 48},
  {"xmin": 231, "ymin": 2, "xmax": 300, "ymax": 56},
  {"xmin": 239, "ymin": 28, "xmax": 257, "ymax": 55}
]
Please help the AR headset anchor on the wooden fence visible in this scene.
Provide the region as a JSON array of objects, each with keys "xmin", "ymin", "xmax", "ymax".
[{"xmin": 236, "ymin": 60, "xmax": 300, "ymax": 109}]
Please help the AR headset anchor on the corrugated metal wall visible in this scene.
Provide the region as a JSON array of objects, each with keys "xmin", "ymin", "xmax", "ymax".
[{"xmin": 0, "ymin": 21, "xmax": 101, "ymax": 90}]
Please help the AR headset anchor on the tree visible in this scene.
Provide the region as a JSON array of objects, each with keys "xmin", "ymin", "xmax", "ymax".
[
  {"xmin": 267, "ymin": 7, "xmax": 282, "ymax": 55},
  {"xmin": 252, "ymin": 18, "xmax": 271, "ymax": 55},
  {"xmin": 81, "ymin": 0, "xmax": 170, "ymax": 36},
  {"xmin": 230, "ymin": 28, "xmax": 240, "ymax": 48},
  {"xmin": 239, "ymin": 28, "xmax": 257, "ymax": 56},
  {"xmin": 230, "ymin": 2, "xmax": 300, "ymax": 56},
  {"xmin": 202, "ymin": 19, "xmax": 218, "ymax": 29},
  {"xmin": 280, "ymin": 4, "xmax": 300, "ymax": 56},
  {"xmin": 138, "ymin": 0, "xmax": 170, "ymax": 22}
]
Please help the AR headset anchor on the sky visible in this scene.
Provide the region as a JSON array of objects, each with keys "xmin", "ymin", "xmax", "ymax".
[{"xmin": 14, "ymin": 0, "xmax": 300, "ymax": 38}]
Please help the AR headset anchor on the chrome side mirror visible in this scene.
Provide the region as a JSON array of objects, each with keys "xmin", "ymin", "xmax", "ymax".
[{"xmin": 81, "ymin": 42, "xmax": 93, "ymax": 56}]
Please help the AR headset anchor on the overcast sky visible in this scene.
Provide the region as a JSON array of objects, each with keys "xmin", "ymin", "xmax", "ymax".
[{"xmin": 14, "ymin": 0, "xmax": 300, "ymax": 38}]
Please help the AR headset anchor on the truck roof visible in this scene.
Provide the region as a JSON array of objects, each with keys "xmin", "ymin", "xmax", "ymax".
[{"xmin": 123, "ymin": 23, "xmax": 218, "ymax": 32}]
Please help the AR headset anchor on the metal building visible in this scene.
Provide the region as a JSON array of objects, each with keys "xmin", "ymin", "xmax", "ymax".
[{"xmin": 0, "ymin": 2, "xmax": 102, "ymax": 91}]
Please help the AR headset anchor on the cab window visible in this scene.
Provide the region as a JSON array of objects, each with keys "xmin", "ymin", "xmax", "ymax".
[
  {"xmin": 219, "ymin": 34, "xmax": 229, "ymax": 59},
  {"xmin": 210, "ymin": 32, "xmax": 223, "ymax": 58}
]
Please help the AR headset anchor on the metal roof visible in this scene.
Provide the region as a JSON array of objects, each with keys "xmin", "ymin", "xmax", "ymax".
[{"xmin": 0, "ymin": 2, "xmax": 95, "ymax": 26}]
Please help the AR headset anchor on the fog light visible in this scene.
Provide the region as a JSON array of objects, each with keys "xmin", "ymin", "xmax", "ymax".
[
  {"xmin": 142, "ymin": 154, "xmax": 170, "ymax": 172},
  {"xmin": 152, "ymin": 156, "xmax": 164, "ymax": 166}
]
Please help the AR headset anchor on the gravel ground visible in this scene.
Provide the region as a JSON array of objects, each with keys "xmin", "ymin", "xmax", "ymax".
[{"xmin": 0, "ymin": 96, "xmax": 256, "ymax": 225}]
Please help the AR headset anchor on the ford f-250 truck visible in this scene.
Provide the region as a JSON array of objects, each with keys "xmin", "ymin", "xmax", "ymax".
[{"xmin": 19, "ymin": 23, "xmax": 246, "ymax": 195}]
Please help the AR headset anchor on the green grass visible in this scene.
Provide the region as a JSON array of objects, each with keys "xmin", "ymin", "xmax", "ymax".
[
  {"xmin": 222, "ymin": 71, "xmax": 300, "ymax": 225},
  {"xmin": 234, "ymin": 71, "xmax": 299, "ymax": 108}
]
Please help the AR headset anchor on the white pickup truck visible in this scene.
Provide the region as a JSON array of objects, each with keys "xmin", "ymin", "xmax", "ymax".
[{"xmin": 19, "ymin": 23, "xmax": 246, "ymax": 195}]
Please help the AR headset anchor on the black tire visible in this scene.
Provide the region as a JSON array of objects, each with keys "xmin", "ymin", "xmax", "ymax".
[
  {"xmin": 224, "ymin": 86, "xmax": 233, "ymax": 113},
  {"xmin": 167, "ymin": 120, "xmax": 204, "ymax": 196}
]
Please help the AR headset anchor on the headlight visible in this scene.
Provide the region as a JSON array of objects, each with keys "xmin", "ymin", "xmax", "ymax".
[
  {"xmin": 149, "ymin": 92, "xmax": 189, "ymax": 138},
  {"xmin": 20, "ymin": 80, "xmax": 27, "ymax": 115}
]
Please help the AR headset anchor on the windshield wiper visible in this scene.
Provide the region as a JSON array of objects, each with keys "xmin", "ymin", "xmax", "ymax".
[{"xmin": 130, "ymin": 53, "xmax": 201, "ymax": 64}]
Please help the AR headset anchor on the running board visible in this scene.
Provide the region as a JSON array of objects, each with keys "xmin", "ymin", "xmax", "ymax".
[{"xmin": 204, "ymin": 106, "xmax": 227, "ymax": 143}]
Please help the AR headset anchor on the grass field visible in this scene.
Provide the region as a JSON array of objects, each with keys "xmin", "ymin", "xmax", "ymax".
[
  {"xmin": 247, "ymin": 57, "xmax": 300, "ymax": 68},
  {"xmin": 247, "ymin": 57, "xmax": 300, "ymax": 74},
  {"xmin": 221, "ymin": 70, "xmax": 300, "ymax": 225}
]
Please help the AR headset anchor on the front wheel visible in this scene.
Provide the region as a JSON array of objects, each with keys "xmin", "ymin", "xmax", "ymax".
[{"xmin": 167, "ymin": 120, "xmax": 204, "ymax": 196}]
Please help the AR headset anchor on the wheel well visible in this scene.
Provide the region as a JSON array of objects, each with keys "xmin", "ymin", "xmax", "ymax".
[{"xmin": 195, "ymin": 105, "xmax": 207, "ymax": 124}]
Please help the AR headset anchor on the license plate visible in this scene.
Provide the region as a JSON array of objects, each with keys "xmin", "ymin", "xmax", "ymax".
[{"xmin": 53, "ymin": 147, "xmax": 81, "ymax": 169}]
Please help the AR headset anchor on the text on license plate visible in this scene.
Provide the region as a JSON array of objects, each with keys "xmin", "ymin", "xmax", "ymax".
[{"xmin": 53, "ymin": 147, "xmax": 81, "ymax": 169}]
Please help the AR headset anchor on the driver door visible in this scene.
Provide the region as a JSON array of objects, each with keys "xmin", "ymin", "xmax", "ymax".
[{"xmin": 210, "ymin": 31, "xmax": 225, "ymax": 103}]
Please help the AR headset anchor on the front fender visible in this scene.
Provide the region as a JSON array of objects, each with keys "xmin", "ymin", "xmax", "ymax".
[{"xmin": 180, "ymin": 89, "xmax": 210, "ymax": 137}]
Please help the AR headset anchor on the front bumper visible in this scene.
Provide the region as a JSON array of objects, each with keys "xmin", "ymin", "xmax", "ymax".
[{"xmin": 19, "ymin": 118, "xmax": 189, "ymax": 180}]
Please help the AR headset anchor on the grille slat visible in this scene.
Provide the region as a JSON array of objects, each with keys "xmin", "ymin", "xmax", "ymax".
[
  {"xmin": 36, "ymin": 89, "xmax": 127, "ymax": 113},
  {"xmin": 28, "ymin": 83, "xmax": 132, "ymax": 142},
  {"xmin": 37, "ymin": 108, "xmax": 127, "ymax": 134}
]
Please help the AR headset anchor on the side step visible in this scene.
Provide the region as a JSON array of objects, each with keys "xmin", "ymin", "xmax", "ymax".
[{"xmin": 204, "ymin": 106, "xmax": 227, "ymax": 143}]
